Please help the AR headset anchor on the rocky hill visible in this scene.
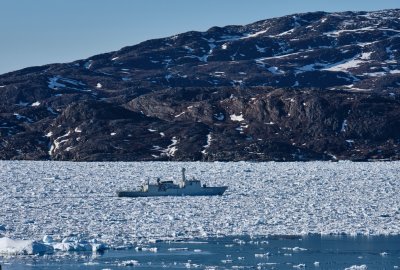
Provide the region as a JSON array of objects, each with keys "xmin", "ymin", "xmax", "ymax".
[{"xmin": 0, "ymin": 9, "xmax": 399, "ymax": 161}]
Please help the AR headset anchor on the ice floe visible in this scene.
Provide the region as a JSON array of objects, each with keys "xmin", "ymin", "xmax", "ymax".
[
  {"xmin": 0, "ymin": 161, "xmax": 400, "ymax": 253},
  {"xmin": 0, "ymin": 237, "xmax": 52, "ymax": 255},
  {"xmin": 344, "ymin": 265, "xmax": 367, "ymax": 270}
]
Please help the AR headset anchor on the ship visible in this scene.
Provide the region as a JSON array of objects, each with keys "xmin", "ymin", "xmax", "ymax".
[{"xmin": 117, "ymin": 168, "xmax": 228, "ymax": 197}]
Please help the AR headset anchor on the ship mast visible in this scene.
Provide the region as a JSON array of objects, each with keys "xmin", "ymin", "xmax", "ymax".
[{"xmin": 181, "ymin": 167, "xmax": 186, "ymax": 187}]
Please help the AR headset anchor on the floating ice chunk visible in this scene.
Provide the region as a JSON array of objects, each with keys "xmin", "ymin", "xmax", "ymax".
[
  {"xmin": 31, "ymin": 101, "xmax": 40, "ymax": 107},
  {"xmin": 91, "ymin": 242, "xmax": 108, "ymax": 252},
  {"xmin": 135, "ymin": 246, "xmax": 157, "ymax": 252},
  {"xmin": 344, "ymin": 265, "xmax": 367, "ymax": 270},
  {"xmin": 168, "ymin": 247, "xmax": 188, "ymax": 251},
  {"xmin": 53, "ymin": 241, "xmax": 91, "ymax": 252},
  {"xmin": 255, "ymin": 252, "xmax": 270, "ymax": 258},
  {"xmin": 118, "ymin": 260, "xmax": 140, "ymax": 266},
  {"xmin": 283, "ymin": 247, "xmax": 307, "ymax": 251},
  {"xmin": 314, "ymin": 261, "xmax": 320, "ymax": 267},
  {"xmin": 43, "ymin": 235, "xmax": 53, "ymax": 244},
  {"xmin": 292, "ymin": 246, "xmax": 307, "ymax": 251},
  {"xmin": 0, "ymin": 237, "xmax": 53, "ymax": 255},
  {"xmin": 293, "ymin": 264, "xmax": 306, "ymax": 269},
  {"xmin": 230, "ymin": 114, "xmax": 244, "ymax": 122},
  {"xmin": 84, "ymin": 262, "xmax": 99, "ymax": 266}
]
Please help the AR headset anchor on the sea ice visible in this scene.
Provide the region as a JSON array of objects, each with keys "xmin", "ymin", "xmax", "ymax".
[
  {"xmin": 0, "ymin": 161, "xmax": 399, "ymax": 251},
  {"xmin": 0, "ymin": 237, "xmax": 52, "ymax": 255},
  {"xmin": 344, "ymin": 265, "xmax": 367, "ymax": 270}
]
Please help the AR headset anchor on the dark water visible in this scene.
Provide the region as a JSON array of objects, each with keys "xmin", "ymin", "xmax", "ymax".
[{"xmin": 1, "ymin": 235, "xmax": 399, "ymax": 269}]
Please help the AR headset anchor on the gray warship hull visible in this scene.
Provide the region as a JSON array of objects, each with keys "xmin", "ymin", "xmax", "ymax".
[{"xmin": 117, "ymin": 186, "xmax": 227, "ymax": 197}]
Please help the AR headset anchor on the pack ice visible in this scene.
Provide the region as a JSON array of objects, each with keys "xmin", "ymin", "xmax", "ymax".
[{"xmin": 0, "ymin": 161, "xmax": 399, "ymax": 255}]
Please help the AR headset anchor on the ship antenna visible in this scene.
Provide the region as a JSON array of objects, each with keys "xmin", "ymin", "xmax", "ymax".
[{"xmin": 181, "ymin": 168, "xmax": 186, "ymax": 183}]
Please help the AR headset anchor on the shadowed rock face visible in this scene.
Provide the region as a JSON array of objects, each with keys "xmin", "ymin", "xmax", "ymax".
[{"xmin": 0, "ymin": 9, "xmax": 400, "ymax": 161}]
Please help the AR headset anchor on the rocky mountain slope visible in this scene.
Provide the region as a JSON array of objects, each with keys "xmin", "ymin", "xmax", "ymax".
[{"xmin": 0, "ymin": 9, "xmax": 400, "ymax": 161}]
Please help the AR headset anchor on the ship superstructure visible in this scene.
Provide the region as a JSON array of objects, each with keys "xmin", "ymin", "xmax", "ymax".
[{"xmin": 117, "ymin": 168, "xmax": 227, "ymax": 197}]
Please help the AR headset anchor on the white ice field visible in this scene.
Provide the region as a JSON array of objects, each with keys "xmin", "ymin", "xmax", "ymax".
[{"xmin": 0, "ymin": 161, "xmax": 399, "ymax": 254}]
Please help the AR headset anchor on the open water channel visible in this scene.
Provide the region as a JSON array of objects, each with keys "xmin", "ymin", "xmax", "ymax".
[{"xmin": 1, "ymin": 235, "xmax": 399, "ymax": 270}]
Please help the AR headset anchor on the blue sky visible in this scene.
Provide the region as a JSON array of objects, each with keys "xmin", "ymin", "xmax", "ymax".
[{"xmin": 0, "ymin": 0, "xmax": 399, "ymax": 74}]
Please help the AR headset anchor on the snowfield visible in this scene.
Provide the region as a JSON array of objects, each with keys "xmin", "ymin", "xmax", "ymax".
[{"xmin": 0, "ymin": 161, "xmax": 399, "ymax": 254}]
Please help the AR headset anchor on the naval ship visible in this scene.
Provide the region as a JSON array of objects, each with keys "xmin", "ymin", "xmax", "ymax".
[{"xmin": 117, "ymin": 168, "xmax": 227, "ymax": 197}]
